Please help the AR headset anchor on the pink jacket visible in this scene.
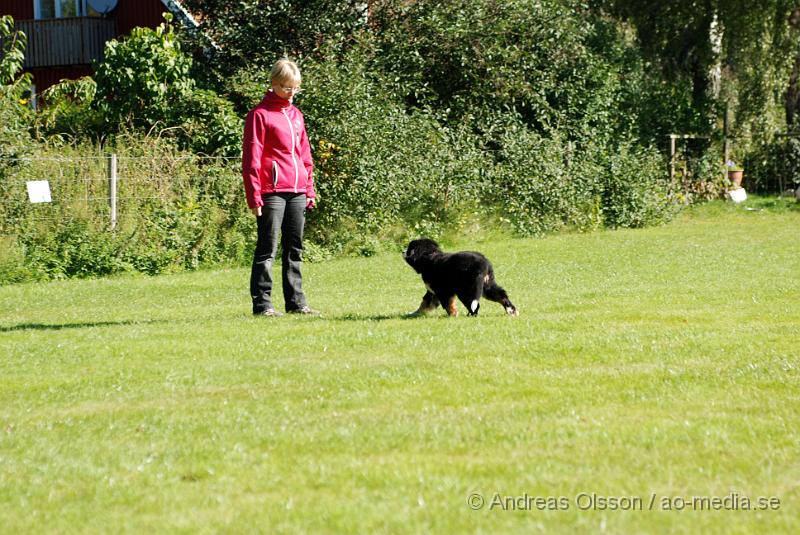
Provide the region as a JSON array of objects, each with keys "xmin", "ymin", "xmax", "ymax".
[{"xmin": 242, "ymin": 91, "xmax": 315, "ymax": 209}]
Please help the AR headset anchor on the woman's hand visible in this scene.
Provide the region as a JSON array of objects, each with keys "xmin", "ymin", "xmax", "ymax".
[{"xmin": 251, "ymin": 206, "xmax": 262, "ymax": 217}]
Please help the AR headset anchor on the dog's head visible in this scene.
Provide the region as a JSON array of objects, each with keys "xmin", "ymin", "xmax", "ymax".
[{"xmin": 403, "ymin": 238, "xmax": 441, "ymax": 273}]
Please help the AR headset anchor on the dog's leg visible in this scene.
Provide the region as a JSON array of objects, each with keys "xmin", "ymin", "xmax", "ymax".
[
  {"xmin": 484, "ymin": 279, "xmax": 519, "ymax": 316},
  {"xmin": 444, "ymin": 295, "xmax": 459, "ymax": 317},
  {"xmin": 458, "ymin": 274, "xmax": 486, "ymax": 316},
  {"xmin": 408, "ymin": 290, "xmax": 439, "ymax": 317}
]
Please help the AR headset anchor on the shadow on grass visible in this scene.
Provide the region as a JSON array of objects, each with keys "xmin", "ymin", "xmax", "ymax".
[
  {"xmin": 325, "ymin": 312, "xmax": 419, "ymax": 322},
  {"xmin": 0, "ymin": 320, "xmax": 164, "ymax": 332}
]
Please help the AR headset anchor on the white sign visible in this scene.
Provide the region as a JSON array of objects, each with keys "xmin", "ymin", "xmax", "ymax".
[{"xmin": 26, "ymin": 180, "xmax": 52, "ymax": 203}]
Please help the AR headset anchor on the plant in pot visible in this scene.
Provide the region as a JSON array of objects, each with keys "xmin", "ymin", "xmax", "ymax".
[{"xmin": 726, "ymin": 160, "xmax": 744, "ymax": 188}]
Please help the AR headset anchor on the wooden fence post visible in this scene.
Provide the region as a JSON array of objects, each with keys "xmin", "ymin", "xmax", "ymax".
[
  {"xmin": 108, "ymin": 153, "xmax": 117, "ymax": 230},
  {"xmin": 669, "ymin": 135, "xmax": 676, "ymax": 181},
  {"xmin": 723, "ymin": 104, "xmax": 730, "ymax": 166}
]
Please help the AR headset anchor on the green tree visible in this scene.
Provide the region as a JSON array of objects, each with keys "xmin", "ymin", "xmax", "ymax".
[
  {"xmin": 595, "ymin": 0, "xmax": 800, "ymax": 134},
  {"xmin": 0, "ymin": 15, "xmax": 27, "ymax": 85},
  {"xmin": 94, "ymin": 16, "xmax": 195, "ymax": 130},
  {"xmin": 179, "ymin": 0, "xmax": 367, "ymax": 79},
  {"xmin": 0, "ymin": 15, "xmax": 34, "ymax": 159},
  {"xmin": 91, "ymin": 16, "xmax": 241, "ymax": 155},
  {"xmin": 370, "ymin": 0, "xmax": 653, "ymax": 145}
]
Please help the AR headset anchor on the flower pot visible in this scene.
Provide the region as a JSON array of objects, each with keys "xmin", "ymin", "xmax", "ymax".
[{"xmin": 728, "ymin": 170, "xmax": 743, "ymax": 188}]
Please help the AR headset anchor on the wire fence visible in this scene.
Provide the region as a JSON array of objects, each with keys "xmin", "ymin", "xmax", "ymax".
[{"xmin": 0, "ymin": 154, "xmax": 243, "ymax": 235}]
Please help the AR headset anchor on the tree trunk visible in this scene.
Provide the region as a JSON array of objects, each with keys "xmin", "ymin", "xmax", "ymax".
[{"xmin": 787, "ymin": 8, "xmax": 800, "ymax": 129}]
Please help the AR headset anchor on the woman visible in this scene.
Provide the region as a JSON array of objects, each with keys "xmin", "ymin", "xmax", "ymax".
[{"xmin": 242, "ymin": 59, "xmax": 317, "ymax": 316}]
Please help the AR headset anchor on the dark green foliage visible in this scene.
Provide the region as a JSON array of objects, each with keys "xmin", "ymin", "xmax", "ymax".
[
  {"xmin": 90, "ymin": 18, "xmax": 242, "ymax": 156},
  {"xmin": 598, "ymin": 0, "xmax": 800, "ymax": 154},
  {"xmin": 11, "ymin": 1, "xmax": 776, "ymax": 283},
  {"xmin": 0, "ymin": 15, "xmax": 26, "ymax": 85},
  {"xmin": 298, "ymin": 36, "xmax": 679, "ymax": 253},
  {"xmin": 745, "ymin": 137, "xmax": 800, "ymax": 192},
  {"xmin": 175, "ymin": 89, "xmax": 242, "ymax": 156},
  {"xmin": 94, "ymin": 21, "xmax": 195, "ymax": 130},
  {"xmin": 300, "ymin": 48, "xmax": 489, "ymax": 251},
  {"xmin": 17, "ymin": 219, "xmax": 127, "ymax": 279},
  {"xmin": 180, "ymin": 0, "xmax": 367, "ymax": 76},
  {"xmin": 594, "ymin": 142, "xmax": 682, "ymax": 228},
  {"xmin": 0, "ymin": 76, "xmax": 34, "ymax": 160},
  {"xmin": 371, "ymin": 0, "xmax": 606, "ymax": 135},
  {"xmin": 0, "ymin": 15, "xmax": 34, "ymax": 160},
  {"xmin": 38, "ymin": 77, "xmax": 100, "ymax": 140}
]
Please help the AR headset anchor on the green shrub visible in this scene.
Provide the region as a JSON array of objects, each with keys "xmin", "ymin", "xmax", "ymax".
[
  {"xmin": 94, "ymin": 18, "xmax": 194, "ymax": 130},
  {"xmin": 490, "ymin": 128, "xmax": 594, "ymax": 235},
  {"xmin": 0, "ymin": 237, "xmax": 38, "ymax": 283},
  {"xmin": 90, "ymin": 17, "xmax": 242, "ymax": 156},
  {"xmin": 594, "ymin": 142, "xmax": 682, "ymax": 228},
  {"xmin": 37, "ymin": 77, "xmax": 100, "ymax": 141},
  {"xmin": 17, "ymin": 219, "xmax": 128, "ymax": 279},
  {"xmin": 0, "ymin": 6, "xmax": 691, "ymax": 283},
  {"xmin": 0, "ymin": 16, "xmax": 35, "ymax": 169},
  {"xmin": 300, "ymin": 45, "xmax": 491, "ymax": 251},
  {"xmin": 175, "ymin": 89, "xmax": 242, "ymax": 156},
  {"xmin": 745, "ymin": 137, "xmax": 800, "ymax": 193}
]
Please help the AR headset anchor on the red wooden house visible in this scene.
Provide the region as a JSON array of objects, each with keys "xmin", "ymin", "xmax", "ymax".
[{"xmin": 1, "ymin": 0, "xmax": 197, "ymax": 95}]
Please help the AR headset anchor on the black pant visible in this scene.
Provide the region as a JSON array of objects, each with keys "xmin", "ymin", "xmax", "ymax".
[{"xmin": 250, "ymin": 193, "xmax": 307, "ymax": 313}]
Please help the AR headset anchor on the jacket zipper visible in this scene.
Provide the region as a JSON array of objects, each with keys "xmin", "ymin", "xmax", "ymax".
[
  {"xmin": 282, "ymin": 109, "xmax": 300, "ymax": 193},
  {"xmin": 272, "ymin": 161, "xmax": 279, "ymax": 189}
]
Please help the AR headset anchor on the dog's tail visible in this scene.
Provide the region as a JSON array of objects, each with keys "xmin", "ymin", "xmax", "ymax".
[{"xmin": 483, "ymin": 271, "xmax": 518, "ymax": 316}]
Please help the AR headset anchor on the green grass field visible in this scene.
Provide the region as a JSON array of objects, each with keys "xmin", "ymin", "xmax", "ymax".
[{"xmin": 1, "ymin": 199, "xmax": 799, "ymax": 533}]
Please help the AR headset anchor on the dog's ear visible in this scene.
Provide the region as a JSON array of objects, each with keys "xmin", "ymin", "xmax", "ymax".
[
  {"xmin": 404, "ymin": 240, "xmax": 419, "ymax": 261},
  {"xmin": 418, "ymin": 238, "xmax": 439, "ymax": 253}
]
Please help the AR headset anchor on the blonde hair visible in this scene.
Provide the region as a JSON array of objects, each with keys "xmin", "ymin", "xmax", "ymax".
[{"xmin": 270, "ymin": 59, "xmax": 301, "ymax": 86}]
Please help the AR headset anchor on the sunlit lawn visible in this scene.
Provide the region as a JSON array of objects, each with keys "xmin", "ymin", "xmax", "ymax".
[{"xmin": 1, "ymin": 198, "xmax": 798, "ymax": 533}]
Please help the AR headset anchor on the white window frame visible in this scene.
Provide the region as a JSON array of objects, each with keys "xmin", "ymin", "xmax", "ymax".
[{"xmin": 34, "ymin": 0, "xmax": 88, "ymax": 19}]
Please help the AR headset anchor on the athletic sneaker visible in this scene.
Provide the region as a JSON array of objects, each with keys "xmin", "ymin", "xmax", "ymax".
[
  {"xmin": 287, "ymin": 305, "xmax": 320, "ymax": 315},
  {"xmin": 256, "ymin": 308, "xmax": 284, "ymax": 317}
]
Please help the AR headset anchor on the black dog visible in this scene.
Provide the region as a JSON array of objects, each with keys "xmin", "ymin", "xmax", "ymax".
[{"xmin": 403, "ymin": 238, "xmax": 518, "ymax": 317}]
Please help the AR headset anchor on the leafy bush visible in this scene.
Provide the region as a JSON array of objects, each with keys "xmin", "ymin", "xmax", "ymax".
[
  {"xmin": 175, "ymin": 89, "xmax": 242, "ymax": 156},
  {"xmin": 0, "ymin": 15, "xmax": 34, "ymax": 160},
  {"xmin": 17, "ymin": 219, "xmax": 128, "ymax": 279},
  {"xmin": 371, "ymin": 0, "xmax": 645, "ymax": 144},
  {"xmin": 294, "ymin": 39, "xmax": 685, "ymax": 255},
  {"xmin": 745, "ymin": 137, "xmax": 800, "ymax": 193},
  {"xmin": 0, "ymin": 4, "xmax": 691, "ymax": 283},
  {"xmin": 94, "ymin": 18, "xmax": 195, "ymax": 130},
  {"xmin": 593, "ymin": 142, "xmax": 682, "ymax": 228},
  {"xmin": 88, "ymin": 17, "xmax": 242, "ymax": 156},
  {"xmin": 489, "ymin": 128, "xmax": 593, "ymax": 235},
  {"xmin": 38, "ymin": 77, "xmax": 100, "ymax": 140},
  {"xmin": 0, "ymin": 15, "xmax": 26, "ymax": 85},
  {"xmin": 180, "ymin": 0, "xmax": 368, "ymax": 76},
  {"xmin": 299, "ymin": 44, "xmax": 493, "ymax": 252}
]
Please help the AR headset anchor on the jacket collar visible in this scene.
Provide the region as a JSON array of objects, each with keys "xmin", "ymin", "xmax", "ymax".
[{"xmin": 262, "ymin": 90, "xmax": 292, "ymax": 110}]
